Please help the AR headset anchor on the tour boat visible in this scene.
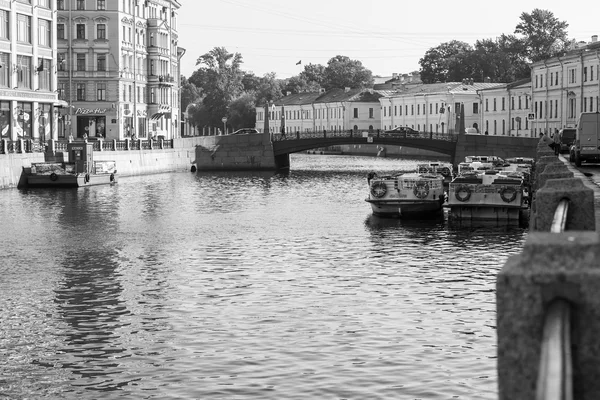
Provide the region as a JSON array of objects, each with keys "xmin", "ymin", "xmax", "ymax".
[
  {"xmin": 26, "ymin": 142, "xmax": 117, "ymax": 188},
  {"xmin": 416, "ymin": 161, "xmax": 454, "ymax": 185},
  {"xmin": 446, "ymin": 169, "xmax": 527, "ymax": 221},
  {"xmin": 365, "ymin": 172, "xmax": 446, "ymax": 217},
  {"xmin": 27, "ymin": 160, "xmax": 117, "ymax": 187}
]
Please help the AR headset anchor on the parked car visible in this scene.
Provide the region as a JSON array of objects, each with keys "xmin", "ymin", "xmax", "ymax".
[
  {"xmin": 233, "ymin": 128, "xmax": 259, "ymax": 134},
  {"xmin": 558, "ymin": 128, "xmax": 576, "ymax": 153},
  {"xmin": 384, "ymin": 126, "xmax": 419, "ymax": 136}
]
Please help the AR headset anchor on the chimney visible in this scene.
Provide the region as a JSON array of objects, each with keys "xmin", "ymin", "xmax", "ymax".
[{"xmin": 593, "ymin": 35, "xmax": 598, "ymax": 43}]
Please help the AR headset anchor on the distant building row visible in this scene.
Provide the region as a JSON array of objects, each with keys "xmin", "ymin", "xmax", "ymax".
[{"xmin": 257, "ymin": 35, "xmax": 600, "ymax": 138}]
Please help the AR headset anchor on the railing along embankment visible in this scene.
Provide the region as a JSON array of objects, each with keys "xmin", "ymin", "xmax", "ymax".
[{"xmin": 496, "ymin": 142, "xmax": 600, "ymax": 400}]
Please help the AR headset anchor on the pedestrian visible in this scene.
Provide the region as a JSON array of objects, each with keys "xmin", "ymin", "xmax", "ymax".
[
  {"xmin": 280, "ymin": 126, "xmax": 286, "ymax": 139},
  {"xmin": 553, "ymin": 129, "xmax": 560, "ymax": 155}
]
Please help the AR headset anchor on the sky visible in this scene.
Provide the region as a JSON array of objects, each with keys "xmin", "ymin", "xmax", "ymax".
[{"xmin": 176, "ymin": 0, "xmax": 599, "ymax": 80}]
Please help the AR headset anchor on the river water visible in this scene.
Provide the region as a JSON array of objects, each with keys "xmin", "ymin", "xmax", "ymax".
[{"xmin": 0, "ymin": 154, "xmax": 527, "ymax": 400}]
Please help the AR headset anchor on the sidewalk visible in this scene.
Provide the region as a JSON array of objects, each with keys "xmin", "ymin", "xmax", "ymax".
[{"xmin": 557, "ymin": 154, "xmax": 600, "ymax": 231}]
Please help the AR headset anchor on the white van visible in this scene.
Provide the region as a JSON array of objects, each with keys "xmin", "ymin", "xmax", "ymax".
[{"xmin": 571, "ymin": 112, "xmax": 600, "ymax": 167}]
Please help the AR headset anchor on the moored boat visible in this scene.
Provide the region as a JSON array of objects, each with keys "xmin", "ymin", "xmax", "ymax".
[
  {"xmin": 416, "ymin": 161, "xmax": 454, "ymax": 185},
  {"xmin": 27, "ymin": 142, "xmax": 117, "ymax": 188},
  {"xmin": 447, "ymin": 169, "xmax": 527, "ymax": 221},
  {"xmin": 365, "ymin": 172, "xmax": 445, "ymax": 217}
]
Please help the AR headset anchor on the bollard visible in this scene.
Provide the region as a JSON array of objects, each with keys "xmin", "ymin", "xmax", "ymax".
[
  {"xmin": 536, "ymin": 164, "xmax": 573, "ymax": 191},
  {"xmin": 497, "ymin": 231, "xmax": 600, "ymax": 400},
  {"xmin": 533, "ymin": 178, "xmax": 595, "ymax": 231}
]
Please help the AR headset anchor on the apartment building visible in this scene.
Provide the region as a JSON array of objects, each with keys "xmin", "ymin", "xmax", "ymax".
[
  {"xmin": 530, "ymin": 36, "xmax": 600, "ymax": 137},
  {"xmin": 256, "ymin": 88, "xmax": 384, "ymax": 134},
  {"xmin": 0, "ymin": 0, "xmax": 59, "ymax": 142},
  {"xmin": 57, "ymin": 0, "xmax": 183, "ymax": 140},
  {"xmin": 478, "ymin": 79, "xmax": 532, "ymax": 137}
]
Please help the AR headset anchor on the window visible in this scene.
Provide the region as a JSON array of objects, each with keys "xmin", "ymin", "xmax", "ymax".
[
  {"xmin": 38, "ymin": 19, "xmax": 51, "ymax": 47},
  {"xmin": 97, "ymin": 24, "xmax": 106, "ymax": 39},
  {"xmin": 58, "ymin": 53, "xmax": 66, "ymax": 71},
  {"xmin": 97, "ymin": 83, "xmax": 106, "ymax": 100},
  {"xmin": 353, "ymin": 108, "xmax": 358, "ymax": 118},
  {"xmin": 473, "ymin": 102, "xmax": 479, "ymax": 114},
  {"xmin": 77, "ymin": 0, "xmax": 85, "ymax": 10},
  {"xmin": 38, "ymin": 59, "xmax": 51, "ymax": 91},
  {"xmin": 57, "ymin": 24, "xmax": 65, "ymax": 40},
  {"xmin": 76, "ymin": 24, "xmax": 85, "ymax": 39},
  {"xmin": 17, "ymin": 14, "xmax": 31, "ymax": 44},
  {"xmin": 97, "ymin": 54, "xmax": 106, "ymax": 71},
  {"xmin": 0, "ymin": 52, "xmax": 9, "ymax": 87},
  {"xmin": 0, "ymin": 10, "xmax": 8, "ymax": 40},
  {"xmin": 76, "ymin": 53, "xmax": 85, "ymax": 71},
  {"xmin": 16, "ymin": 55, "xmax": 31, "ymax": 89},
  {"xmin": 502, "ymin": 97, "xmax": 505, "ymax": 111},
  {"xmin": 97, "ymin": 0, "xmax": 106, "ymax": 10},
  {"xmin": 58, "ymin": 0, "xmax": 64, "ymax": 9},
  {"xmin": 77, "ymin": 83, "xmax": 86, "ymax": 100},
  {"xmin": 58, "ymin": 83, "xmax": 66, "ymax": 100},
  {"xmin": 584, "ymin": 67, "xmax": 588, "ymax": 82},
  {"xmin": 38, "ymin": 0, "xmax": 50, "ymax": 7},
  {"xmin": 369, "ymin": 108, "xmax": 374, "ymax": 118}
]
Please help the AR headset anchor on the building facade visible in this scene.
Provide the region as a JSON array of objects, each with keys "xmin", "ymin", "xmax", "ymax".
[
  {"xmin": 255, "ymin": 88, "xmax": 384, "ymax": 135},
  {"xmin": 478, "ymin": 79, "xmax": 532, "ymax": 137},
  {"xmin": 57, "ymin": 0, "xmax": 182, "ymax": 140},
  {"xmin": 530, "ymin": 36, "xmax": 600, "ymax": 137},
  {"xmin": 0, "ymin": 0, "xmax": 60, "ymax": 142}
]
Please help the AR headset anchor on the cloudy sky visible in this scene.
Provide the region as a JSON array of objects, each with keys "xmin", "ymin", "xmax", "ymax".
[{"xmin": 177, "ymin": 0, "xmax": 598, "ymax": 80}]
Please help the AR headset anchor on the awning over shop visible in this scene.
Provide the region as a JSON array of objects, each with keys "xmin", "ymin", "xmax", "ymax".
[
  {"xmin": 53, "ymin": 100, "xmax": 69, "ymax": 107},
  {"xmin": 150, "ymin": 113, "xmax": 164, "ymax": 120}
]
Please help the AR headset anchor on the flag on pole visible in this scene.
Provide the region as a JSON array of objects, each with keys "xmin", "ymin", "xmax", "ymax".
[{"xmin": 296, "ymin": 60, "xmax": 301, "ymax": 65}]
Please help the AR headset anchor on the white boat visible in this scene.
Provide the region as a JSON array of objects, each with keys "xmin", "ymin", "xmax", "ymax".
[
  {"xmin": 365, "ymin": 172, "xmax": 445, "ymax": 217},
  {"xmin": 447, "ymin": 169, "xmax": 527, "ymax": 221},
  {"xmin": 416, "ymin": 161, "xmax": 454, "ymax": 184}
]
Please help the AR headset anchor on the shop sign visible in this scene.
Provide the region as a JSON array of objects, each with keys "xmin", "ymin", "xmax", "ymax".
[
  {"xmin": 137, "ymin": 110, "xmax": 147, "ymax": 117},
  {"xmin": 75, "ymin": 108, "xmax": 107, "ymax": 115}
]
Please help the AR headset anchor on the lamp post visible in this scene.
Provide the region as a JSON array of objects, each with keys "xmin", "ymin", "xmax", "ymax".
[{"xmin": 221, "ymin": 116, "xmax": 227, "ymax": 135}]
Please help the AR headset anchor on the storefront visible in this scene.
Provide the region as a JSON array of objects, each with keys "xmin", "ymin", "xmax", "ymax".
[{"xmin": 75, "ymin": 107, "xmax": 107, "ymax": 138}]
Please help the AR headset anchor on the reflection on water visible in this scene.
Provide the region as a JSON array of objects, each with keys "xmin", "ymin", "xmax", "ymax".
[{"xmin": 0, "ymin": 154, "xmax": 526, "ymax": 399}]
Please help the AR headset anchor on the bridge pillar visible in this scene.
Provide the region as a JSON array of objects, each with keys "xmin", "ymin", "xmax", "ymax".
[{"xmin": 274, "ymin": 153, "xmax": 290, "ymax": 170}]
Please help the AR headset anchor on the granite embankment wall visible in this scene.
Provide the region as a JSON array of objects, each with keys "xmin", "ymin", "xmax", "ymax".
[
  {"xmin": 454, "ymin": 134, "xmax": 538, "ymax": 164},
  {"xmin": 0, "ymin": 133, "xmax": 277, "ymax": 189}
]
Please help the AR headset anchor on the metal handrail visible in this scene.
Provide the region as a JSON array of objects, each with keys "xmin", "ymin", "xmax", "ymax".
[
  {"xmin": 550, "ymin": 199, "xmax": 570, "ymax": 233},
  {"xmin": 536, "ymin": 299, "xmax": 573, "ymax": 400},
  {"xmin": 537, "ymin": 197, "xmax": 573, "ymax": 400}
]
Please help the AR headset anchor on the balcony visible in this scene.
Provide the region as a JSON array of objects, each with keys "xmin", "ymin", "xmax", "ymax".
[{"xmin": 147, "ymin": 74, "xmax": 175, "ymax": 86}]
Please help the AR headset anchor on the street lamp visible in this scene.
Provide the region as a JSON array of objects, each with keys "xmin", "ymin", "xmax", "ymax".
[{"xmin": 221, "ymin": 117, "xmax": 227, "ymax": 135}]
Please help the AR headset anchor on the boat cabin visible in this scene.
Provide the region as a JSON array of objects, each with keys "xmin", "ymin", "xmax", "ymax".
[{"xmin": 67, "ymin": 142, "xmax": 94, "ymax": 175}]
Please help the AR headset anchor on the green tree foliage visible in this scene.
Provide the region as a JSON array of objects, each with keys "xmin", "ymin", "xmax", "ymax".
[
  {"xmin": 253, "ymin": 72, "xmax": 284, "ymax": 106},
  {"xmin": 180, "ymin": 76, "xmax": 201, "ymax": 112},
  {"xmin": 322, "ymin": 56, "xmax": 374, "ymax": 91},
  {"xmin": 514, "ymin": 9, "xmax": 570, "ymax": 63}
]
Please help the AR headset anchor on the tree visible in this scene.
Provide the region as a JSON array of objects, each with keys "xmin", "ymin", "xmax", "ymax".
[
  {"xmin": 419, "ymin": 41, "xmax": 473, "ymax": 83},
  {"xmin": 283, "ymin": 75, "xmax": 321, "ymax": 95},
  {"xmin": 180, "ymin": 76, "xmax": 201, "ymax": 112},
  {"xmin": 188, "ymin": 47, "xmax": 245, "ymax": 127},
  {"xmin": 227, "ymin": 93, "xmax": 256, "ymax": 130},
  {"xmin": 514, "ymin": 9, "xmax": 570, "ymax": 62},
  {"xmin": 253, "ymin": 72, "xmax": 284, "ymax": 106},
  {"xmin": 322, "ymin": 56, "xmax": 373, "ymax": 90},
  {"xmin": 299, "ymin": 63, "xmax": 326, "ymax": 88}
]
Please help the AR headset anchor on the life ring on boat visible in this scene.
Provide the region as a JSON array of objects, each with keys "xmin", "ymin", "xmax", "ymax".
[
  {"xmin": 109, "ymin": 173, "xmax": 115, "ymax": 182},
  {"xmin": 50, "ymin": 172, "xmax": 58, "ymax": 181},
  {"xmin": 455, "ymin": 185, "xmax": 471, "ymax": 202},
  {"xmin": 500, "ymin": 186, "xmax": 518, "ymax": 203},
  {"xmin": 84, "ymin": 173, "xmax": 90, "ymax": 183},
  {"xmin": 370, "ymin": 181, "xmax": 387, "ymax": 198},
  {"xmin": 439, "ymin": 167, "xmax": 451, "ymax": 177},
  {"xmin": 413, "ymin": 181, "xmax": 430, "ymax": 199}
]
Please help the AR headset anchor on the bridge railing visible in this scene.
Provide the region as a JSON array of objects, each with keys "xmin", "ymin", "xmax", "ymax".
[
  {"xmin": 272, "ymin": 130, "xmax": 458, "ymax": 142},
  {"xmin": 0, "ymin": 138, "xmax": 174, "ymax": 154},
  {"xmin": 497, "ymin": 142, "xmax": 599, "ymax": 399}
]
